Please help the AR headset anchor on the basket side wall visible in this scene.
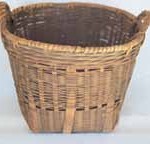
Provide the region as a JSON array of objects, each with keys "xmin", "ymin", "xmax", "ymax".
[{"xmin": 9, "ymin": 55, "xmax": 136, "ymax": 132}]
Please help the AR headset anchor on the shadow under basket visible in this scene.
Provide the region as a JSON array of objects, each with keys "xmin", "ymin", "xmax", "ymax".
[{"xmin": 0, "ymin": 2, "xmax": 150, "ymax": 133}]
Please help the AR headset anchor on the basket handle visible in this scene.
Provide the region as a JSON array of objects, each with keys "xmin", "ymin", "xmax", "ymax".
[
  {"xmin": 136, "ymin": 10, "xmax": 150, "ymax": 33},
  {"xmin": 0, "ymin": 2, "xmax": 12, "ymax": 24}
]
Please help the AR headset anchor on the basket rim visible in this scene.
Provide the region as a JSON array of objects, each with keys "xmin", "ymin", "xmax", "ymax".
[{"xmin": 1, "ymin": 2, "xmax": 145, "ymax": 54}]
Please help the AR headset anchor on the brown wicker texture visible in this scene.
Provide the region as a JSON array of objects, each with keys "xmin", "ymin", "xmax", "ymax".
[{"xmin": 0, "ymin": 2, "xmax": 150, "ymax": 133}]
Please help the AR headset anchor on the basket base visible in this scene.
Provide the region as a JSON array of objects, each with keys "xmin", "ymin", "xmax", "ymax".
[{"xmin": 19, "ymin": 102, "xmax": 121, "ymax": 133}]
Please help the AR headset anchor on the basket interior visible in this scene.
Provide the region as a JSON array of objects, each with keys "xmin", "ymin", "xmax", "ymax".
[{"xmin": 8, "ymin": 5, "xmax": 137, "ymax": 47}]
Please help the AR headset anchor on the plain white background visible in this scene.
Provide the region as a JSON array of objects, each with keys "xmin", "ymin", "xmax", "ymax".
[{"xmin": 0, "ymin": 0, "xmax": 150, "ymax": 143}]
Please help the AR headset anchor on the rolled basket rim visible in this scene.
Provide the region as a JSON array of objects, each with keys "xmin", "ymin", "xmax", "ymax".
[{"xmin": 1, "ymin": 2, "xmax": 145, "ymax": 54}]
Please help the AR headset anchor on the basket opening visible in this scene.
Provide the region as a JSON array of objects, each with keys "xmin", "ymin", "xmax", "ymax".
[{"xmin": 9, "ymin": 5, "xmax": 137, "ymax": 47}]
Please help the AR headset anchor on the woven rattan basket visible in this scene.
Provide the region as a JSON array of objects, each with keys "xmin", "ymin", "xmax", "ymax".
[{"xmin": 0, "ymin": 2, "xmax": 150, "ymax": 133}]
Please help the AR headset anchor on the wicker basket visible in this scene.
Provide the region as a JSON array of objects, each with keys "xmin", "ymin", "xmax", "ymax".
[{"xmin": 0, "ymin": 2, "xmax": 150, "ymax": 133}]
